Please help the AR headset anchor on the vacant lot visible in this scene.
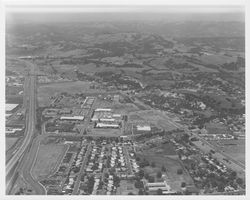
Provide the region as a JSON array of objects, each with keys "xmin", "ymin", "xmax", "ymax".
[{"xmin": 31, "ymin": 144, "xmax": 67, "ymax": 180}]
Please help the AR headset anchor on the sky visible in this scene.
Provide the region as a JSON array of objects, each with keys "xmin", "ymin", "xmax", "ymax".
[{"xmin": 5, "ymin": 5, "xmax": 245, "ymax": 23}]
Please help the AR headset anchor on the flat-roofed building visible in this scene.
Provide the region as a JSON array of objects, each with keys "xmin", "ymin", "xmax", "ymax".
[
  {"xmin": 95, "ymin": 123, "xmax": 119, "ymax": 129},
  {"xmin": 136, "ymin": 125, "xmax": 151, "ymax": 131},
  {"xmin": 60, "ymin": 116, "xmax": 84, "ymax": 121},
  {"xmin": 95, "ymin": 108, "xmax": 112, "ymax": 112},
  {"xmin": 147, "ymin": 181, "xmax": 172, "ymax": 194}
]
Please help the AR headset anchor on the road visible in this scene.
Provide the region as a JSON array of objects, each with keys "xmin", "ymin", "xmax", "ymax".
[
  {"xmin": 5, "ymin": 60, "xmax": 42, "ymax": 194},
  {"xmin": 72, "ymin": 144, "xmax": 92, "ymax": 195},
  {"xmin": 20, "ymin": 135, "xmax": 47, "ymax": 195}
]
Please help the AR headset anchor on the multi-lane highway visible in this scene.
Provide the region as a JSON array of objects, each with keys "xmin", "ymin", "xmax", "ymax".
[{"xmin": 6, "ymin": 61, "xmax": 39, "ymax": 194}]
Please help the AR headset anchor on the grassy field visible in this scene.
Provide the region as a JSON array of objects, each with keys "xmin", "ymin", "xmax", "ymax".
[
  {"xmin": 210, "ymin": 139, "xmax": 245, "ymax": 164},
  {"xmin": 91, "ymin": 128, "xmax": 122, "ymax": 137},
  {"xmin": 6, "ymin": 137, "xmax": 19, "ymax": 151},
  {"xmin": 133, "ymin": 110, "xmax": 182, "ymax": 131},
  {"xmin": 31, "ymin": 144, "xmax": 67, "ymax": 180},
  {"xmin": 198, "ymin": 54, "xmax": 237, "ymax": 65},
  {"xmin": 205, "ymin": 122, "xmax": 228, "ymax": 135},
  {"xmin": 37, "ymin": 81, "xmax": 103, "ymax": 106}
]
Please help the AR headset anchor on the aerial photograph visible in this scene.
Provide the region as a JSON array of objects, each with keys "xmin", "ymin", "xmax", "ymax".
[{"xmin": 4, "ymin": 4, "xmax": 245, "ymax": 196}]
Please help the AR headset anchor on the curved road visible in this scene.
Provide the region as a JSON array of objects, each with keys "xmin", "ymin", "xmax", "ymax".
[{"xmin": 6, "ymin": 60, "xmax": 45, "ymax": 194}]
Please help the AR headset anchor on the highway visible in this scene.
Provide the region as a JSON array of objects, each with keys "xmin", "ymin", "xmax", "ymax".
[{"xmin": 6, "ymin": 60, "xmax": 39, "ymax": 194}]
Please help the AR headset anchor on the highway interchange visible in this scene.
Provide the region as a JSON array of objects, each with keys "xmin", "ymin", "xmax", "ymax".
[{"xmin": 6, "ymin": 60, "xmax": 45, "ymax": 194}]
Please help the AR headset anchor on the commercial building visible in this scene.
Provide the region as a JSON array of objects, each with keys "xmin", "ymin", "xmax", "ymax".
[
  {"xmin": 60, "ymin": 116, "xmax": 84, "ymax": 121},
  {"xmin": 95, "ymin": 123, "xmax": 120, "ymax": 129},
  {"xmin": 146, "ymin": 181, "xmax": 172, "ymax": 194},
  {"xmin": 136, "ymin": 125, "xmax": 151, "ymax": 131},
  {"xmin": 95, "ymin": 108, "xmax": 112, "ymax": 112}
]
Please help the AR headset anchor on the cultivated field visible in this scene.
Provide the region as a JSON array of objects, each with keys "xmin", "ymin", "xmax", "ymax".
[{"xmin": 31, "ymin": 144, "xmax": 67, "ymax": 180}]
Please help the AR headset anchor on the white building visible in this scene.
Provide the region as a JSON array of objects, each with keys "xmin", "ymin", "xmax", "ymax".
[
  {"xmin": 95, "ymin": 123, "xmax": 119, "ymax": 129},
  {"xmin": 136, "ymin": 125, "xmax": 151, "ymax": 131},
  {"xmin": 60, "ymin": 116, "xmax": 84, "ymax": 121}
]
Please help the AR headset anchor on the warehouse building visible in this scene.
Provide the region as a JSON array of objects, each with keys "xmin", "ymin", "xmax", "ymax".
[
  {"xmin": 136, "ymin": 125, "xmax": 151, "ymax": 131},
  {"xmin": 60, "ymin": 116, "xmax": 84, "ymax": 121},
  {"xmin": 95, "ymin": 123, "xmax": 120, "ymax": 129}
]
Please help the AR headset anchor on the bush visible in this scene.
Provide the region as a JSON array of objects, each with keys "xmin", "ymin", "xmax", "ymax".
[
  {"xmin": 181, "ymin": 182, "xmax": 186, "ymax": 187},
  {"xmin": 161, "ymin": 165, "xmax": 166, "ymax": 172}
]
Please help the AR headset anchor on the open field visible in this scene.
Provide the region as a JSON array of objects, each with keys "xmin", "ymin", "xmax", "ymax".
[
  {"xmin": 116, "ymin": 180, "xmax": 139, "ymax": 195},
  {"xmin": 205, "ymin": 122, "xmax": 228, "ymax": 135},
  {"xmin": 91, "ymin": 128, "xmax": 122, "ymax": 137},
  {"xmin": 37, "ymin": 81, "xmax": 103, "ymax": 106},
  {"xmin": 112, "ymin": 103, "xmax": 140, "ymax": 114},
  {"xmin": 198, "ymin": 54, "xmax": 237, "ymax": 65},
  {"xmin": 210, "ymin": 139, "xmax": 245, "ymax": 164},
  {"xmin": 31, "ymin": 144, "xmax": 67, "ymax": 180},
  {"xmin": 131, "ymin": 110, "xmax": 182, "ymax": 131},
  {"xmin": 6, "ymin": 137, "xmax": 19, "ymax": 151}
]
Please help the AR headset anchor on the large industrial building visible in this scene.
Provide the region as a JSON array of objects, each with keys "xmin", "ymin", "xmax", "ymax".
[
  {"xmin": 92, "ymin": 108, "xmax": 122, "ymax": 129},
  {"xmin": 60, "ymin": 116, "xmax": 84, "ymax": 121}
]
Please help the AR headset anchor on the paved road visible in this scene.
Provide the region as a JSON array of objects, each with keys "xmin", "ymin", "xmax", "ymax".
[
  {"xmin": 21, "ymin": 135, "xmax": 47, "ymax": 195},
  {"xmin": 189, "ymin": 130, "xmax": 245, "ymax": 172},
  {"xmin": 72, "ymin": 144, "xmax": 92, "ymax": 195},
  {"xmin": 5, "ymin": 60, "xmax": 41, "ymax": 194}
]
